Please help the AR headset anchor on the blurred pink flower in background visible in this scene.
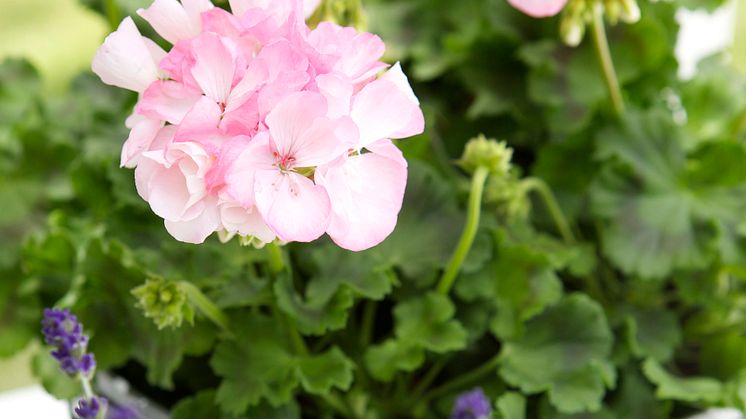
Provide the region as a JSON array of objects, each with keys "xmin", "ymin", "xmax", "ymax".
[{"xmin": 507, "ymin": 0, "xmax": 568, "ymax": 17}]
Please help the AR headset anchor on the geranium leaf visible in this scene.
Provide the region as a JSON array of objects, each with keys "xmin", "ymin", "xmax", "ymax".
[{"xmin": 499, "ymin": 294, "xmax": 614, "ymax": 413}]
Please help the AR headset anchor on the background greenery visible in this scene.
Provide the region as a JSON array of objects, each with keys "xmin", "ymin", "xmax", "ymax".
[{"xmin": 3, "ymin": 0, "xmax": 746, "ymax": 418}]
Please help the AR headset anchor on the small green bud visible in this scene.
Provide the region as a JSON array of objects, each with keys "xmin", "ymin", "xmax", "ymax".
[
  {"xmin": 560, "ymin": 13, "xmax": 586, "ymax": 47},
  {"xmin": 239, "ymin": 235, "xmax": 269, "ymax": 249},
  {"xmin": 132, "ymin": 278, "xmax": 195, "ymax": 330},
  {"xmin": 458, "ymin": 135, "xmax": 513, "ymax": 176},
  {"xmin": 604, "ymin": 0, "xmax": 621, "ymax": 24},
  {"xmin": 619, "ymin": 0, "xmax": 640, "ymax": 23},
  {"xmin": 484, "ymin": 171, "xmax": 531, "ymax": 221}
]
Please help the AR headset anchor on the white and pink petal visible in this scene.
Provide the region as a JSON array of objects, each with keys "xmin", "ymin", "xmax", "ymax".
[
  {"xmin": 253, "ymin": 170, "xmax": 331, "ymax": 242},
  {"xmin": 92, "ymin": 17, "xmax": 164, "ymax": 92}
]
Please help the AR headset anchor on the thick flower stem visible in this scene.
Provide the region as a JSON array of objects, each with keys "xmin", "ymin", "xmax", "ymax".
[
  {"xmin": 521, "ymin": 177, "xmax": 576, "ymax": 244},
  {"xmin": 267, "ymin": 242, "xmax": 285, "ymax": 274},
  {"xmin": 180, "ymin": 282, "xmax": 233, "ymax": 337},
  {"xmin": 420, "ymin": 353, "xmax": 501, "ymax": 403},
  {"xmin": 436, "ymin": 166, "xmax": 490, "ymax": 295},
  {"xmin": 591, "ymin": 5, "xmax": 625, "ymax": 118}
]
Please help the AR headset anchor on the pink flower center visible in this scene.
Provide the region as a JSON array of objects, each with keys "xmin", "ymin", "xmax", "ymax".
[{"xmin": 274, "ymin": 152, "xmax": 296, "ymax": 171}]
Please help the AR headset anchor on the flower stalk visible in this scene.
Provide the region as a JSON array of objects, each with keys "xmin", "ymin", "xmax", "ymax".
[
  {"xmin": 437, "ymin": 165, "xmax": 489, "ymax": 295},
  {"xmin": 420, "ymin": 353, "xmax": 501, "ymax": 403},
  {"xmin": 267, "ymin": 241, "xmax": 286, "ymax": 274},
  {"xmin": 521, "ymin": 177, "xmax": 576, "ymax": 244},
  {"xmin": 180, "ymin": 282, "xmax": 233, "ymax": 337},
  {"xmin": 590, "ymin": 4, "xmax": 625, "ymax": 118}
]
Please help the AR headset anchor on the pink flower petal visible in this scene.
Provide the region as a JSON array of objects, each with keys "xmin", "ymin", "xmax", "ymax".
[
  {"xmin": 308, "ymin": 22, "xmax": 387, "ymax": 84},
  {"xmin": 219, "ymin": 200, "xmax": 276, "ymax": 243},
  {"xmin": 223, "ymin": 132, "xmax": 276, "ymax": 207},
  {"xmin": 174, "ymin": 96, "xmax": 226, "ymax": 153},
  {"xmin": 266, "ymin": 92, "xmax": 353, "ymax": 167},
  {"xmin": 190, "ymin": 33, "xmax": 243, "ymax": 104},
  {"xmin": 121, "ymin": 117, "xmax": 164, "ymax": 168},
  {"xmin": 254, "ymin": 170, "xmax": 331, "ymax": 242},
  {"xmin": 317, "ymin": 141, "xmax": 407, "ymax": 251},
  {"xmin": 92, "ymin": 17, "xmax": 163, "ymax": 92},
  {"xmin": 137, "ymin": 0, "xmax": 209, "ymax": 44},
  {"xmin": 164, "ymin": 196, "xmax": 221, "ymax": 244},
  {"xmin": 137, "ymin": 80, "xmax": 203, "ymax": 124},
  {"xmin": 316, "ymin": 74, "xmax": 353, "ymax": 119},
  {"xmin": 507, "ymin": 0, "xmax": 568, "ymax": 17},
  {"xmin": 351, "ymin": 66, "xmax": 425, "ymax": 148}
]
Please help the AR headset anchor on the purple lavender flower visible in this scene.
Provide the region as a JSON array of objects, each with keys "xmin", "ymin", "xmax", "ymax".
[
  {"xmin": 451, "ymin": 388, "xmax": 492, "ymax": 419},
  {"xmin": 75, "ymin": 396, "xmax": 106, "ymax": 419},
  {"xmin": 41, "ymin": 308, "xmax": 96, "ymax": 378}
]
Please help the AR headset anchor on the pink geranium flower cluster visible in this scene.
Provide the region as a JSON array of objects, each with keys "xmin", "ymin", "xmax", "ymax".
[{"xmin": 91, "ymin": 0, "xmax": 424, "ymax": 251}]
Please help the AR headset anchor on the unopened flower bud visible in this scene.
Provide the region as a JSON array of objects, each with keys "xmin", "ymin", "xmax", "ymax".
[
  {"xmin": 604, "ymin": 0, "xmax": 621, "ymax": 24},
  {"xmin": 560, "ymin": 13, "xmax": 586, "ymax": 47},
  {"xmin": 132, "ymin": 278, "xmax": 194, "ymax": 330},
  {"xmin": 459, "ymin": 135, "xmax": 513, "ymax": 176},
  {"xmin": 484, "ymin": 172, "xmax": 531, "ymax": 221},
  {"xmin": 619, "ymin": 0, "xmax": 641, "ymax": 23}
]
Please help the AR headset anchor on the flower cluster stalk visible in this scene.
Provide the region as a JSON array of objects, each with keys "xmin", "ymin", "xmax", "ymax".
[
  {"xmin": 522, "ymin": 177, "xmax": 576, "ymax": 243},
  {"xmin": 590, "ymin": 4, "xmax": 626, "ymax": 118},
  {"xmin": 180, "ymin": 282, "xmax": 233, "ymax": 337},
  {"xmin": 437, "ymin": 166, "xmax": 490, "ymax": 295}
]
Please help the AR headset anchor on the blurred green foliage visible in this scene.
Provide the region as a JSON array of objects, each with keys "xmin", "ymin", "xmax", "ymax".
[{"xmin": 2, "ymin": 0, "xmax": 746, "ymax": 418}]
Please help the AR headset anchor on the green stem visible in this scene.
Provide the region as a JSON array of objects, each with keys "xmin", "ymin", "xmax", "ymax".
[
  {"xmin": 80, "ymin": 376, "xmax": 94, "ymax": 399},
  {"xmin": 359, "ymin": 300, "xmax": 377, "ymax": 348},
  {"xmin": 289, "ymin": 324, "xmax": 308, "ymax": 355},
  {"xmin": 411, "ymin": 357, "xmax": 450, "ymax": 401},
  {"xmin": 266, "ymin": 242, "xmax": 285, "ymax": 274},
  {"xmin": 522, "ymin": 177, "xmax": 576, "ymax": 244},
  {"xmin": 104, "ymin": 0, "xmax": 121, "ymax": 31},
  {"xmin": 320, "ymin": 392, "xmax": 354, "ymax": 418},
  {"xmin": 436, "ymin": 166, "xmax": 490, "ymax": 295},
  {"xmin": 180, "ymin": 282, "xmax": 233, "ymax": 337},
  {"xmin": 590, "ymin": 4, "xmax": 625, "ymax": 118},
  {"xmin": 420, "ymin": 354, "xmax": 501, "ymax": 403}
]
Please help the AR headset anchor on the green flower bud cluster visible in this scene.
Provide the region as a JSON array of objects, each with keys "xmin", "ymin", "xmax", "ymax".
[
  {"xmin": 484, "ymin": 171, "xmax": 531, "ymax": 222},
  {"xmin": 459, "ymin": 135, "xmax": 530, "ymax": 221},
  {"xmin": 560, "ymin": 0, "xmax": 641, "ymax": 47},
  {"xmin": 605, "ymin": 0, "xmax": 641, "ymax": 24},
  {"xmin": 458, "ymin": 135, "xmax": 513, "ymax": 176},
  {"xmin": 132, "ymin": 278, "xmax": 195, "ymax": 330}
]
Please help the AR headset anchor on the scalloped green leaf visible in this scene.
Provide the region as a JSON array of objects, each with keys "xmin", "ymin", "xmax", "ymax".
[{"xmin": 499, "ymin": 294, "xmax": 614, "ymax": 413}]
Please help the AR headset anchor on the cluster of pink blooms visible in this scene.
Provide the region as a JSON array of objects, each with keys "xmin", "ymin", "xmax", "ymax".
[{"xmin": 91, "ymin": 0, "xmax": 424, "ymax": 251}]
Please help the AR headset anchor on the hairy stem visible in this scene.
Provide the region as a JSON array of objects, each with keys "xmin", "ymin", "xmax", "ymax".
[
  {"xmin": 181, "ymin": 282, "xmax": 233, "ymax": 337},
  {"xmin": 591, "ymin": 5, "xmax": 625, "ymax": 118},
  {"xmin": 437, "ymin": 166, "xmax": 490, "ymax": 295},
  {"xmin": 522, "ymin": 177, "xmax": 576, "ymax": 244}
]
